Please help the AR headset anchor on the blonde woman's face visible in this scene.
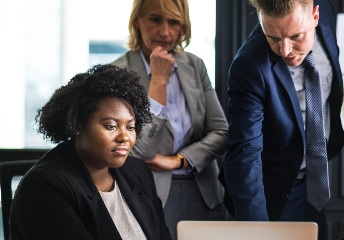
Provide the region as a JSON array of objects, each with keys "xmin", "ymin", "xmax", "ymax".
[{"xmin": 136, "ymin": 0, "xmax": 182, "ymax": 58}]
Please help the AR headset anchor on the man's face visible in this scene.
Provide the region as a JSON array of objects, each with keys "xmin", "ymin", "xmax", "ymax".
[{"xmin": 260, "ymin": 3, "xmax": 319, "ymax": 66}]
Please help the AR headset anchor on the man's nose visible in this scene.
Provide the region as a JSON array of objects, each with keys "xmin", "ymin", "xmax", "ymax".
[{"xmin": 280, "ymin": 39, "xmax": 292, "ymax": 57}]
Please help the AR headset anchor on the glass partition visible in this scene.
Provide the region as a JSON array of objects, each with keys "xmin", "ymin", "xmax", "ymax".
[{"xmin": 0, "ymin": 0, "xmax": 215, "ymax": 149}]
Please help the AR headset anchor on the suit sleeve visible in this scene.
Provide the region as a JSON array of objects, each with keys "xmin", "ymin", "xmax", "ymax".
[
  {"xmin": 223, "ymin": 55, "xmax": 269, "ymax": 220},
  {"xmin": 130, "ymin": 114, "xmax": 169, "ymax": 159},
  {"xmin": 131, "ymin": 55, "xmax": 228, "ymax": 170},
  {"xmin": 179, "ymin": 57, "xmax": 228, "ymax": 172},
  {"xmin": 10, "ymin": 171, "xmax": 94, "ymax": 240}
]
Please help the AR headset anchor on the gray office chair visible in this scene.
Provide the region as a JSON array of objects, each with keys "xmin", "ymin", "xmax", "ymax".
[{"xmin": 0, "ymin": 160, "xmax": 37, "ymax": 240}]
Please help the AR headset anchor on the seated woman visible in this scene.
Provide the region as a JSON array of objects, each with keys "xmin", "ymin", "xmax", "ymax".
[{"xmin": 9, "ymin": 64, "xmax": 172, "ymax": 240}]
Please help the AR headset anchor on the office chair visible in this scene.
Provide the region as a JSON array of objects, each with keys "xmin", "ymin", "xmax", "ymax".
[{"xmin": 0, "ymin": 160, "xmax": 38, "ymax": 240}]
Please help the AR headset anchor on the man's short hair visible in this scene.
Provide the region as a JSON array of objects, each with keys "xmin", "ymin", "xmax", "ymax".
[{"xmin": 248, "ymin": 0, "xmax": 312, "ymax": 17}]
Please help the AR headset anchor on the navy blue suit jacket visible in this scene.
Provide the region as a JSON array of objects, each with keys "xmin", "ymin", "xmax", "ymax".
[{"xmin": 222, "ymin": 0, "xmax": 344, "ymax": 221}]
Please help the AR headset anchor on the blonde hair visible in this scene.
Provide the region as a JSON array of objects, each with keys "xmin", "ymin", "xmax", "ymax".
[{"xmin": 128, "ymin": 0, "xmax": 191, "ymax": 53}]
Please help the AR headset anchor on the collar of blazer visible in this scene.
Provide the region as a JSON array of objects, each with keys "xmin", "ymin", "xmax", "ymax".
[{"xmin": 62, "ymin": 141, "xmax": 157, "ymax": 239}]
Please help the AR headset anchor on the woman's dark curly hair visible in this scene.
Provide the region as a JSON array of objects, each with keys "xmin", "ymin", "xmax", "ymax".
[{"xmin": 36, "ymin": 64, "xmax": 152, "ymax": 144}]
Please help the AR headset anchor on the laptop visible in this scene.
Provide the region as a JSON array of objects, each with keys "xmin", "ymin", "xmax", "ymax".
[{"xmin": 177, "ymin": 221, "xmax": 318, "ymax": 240}]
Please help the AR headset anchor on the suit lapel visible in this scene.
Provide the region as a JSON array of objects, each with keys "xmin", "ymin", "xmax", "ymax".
[
  {"xmin": 317, "ymin": 24, "xmax": 343, "ymax": 99},
  {"xmin": 174, "ymin": 53, "xmax": 200, "ymax": 133},
  {"xmin": 113, "ymin": 168, "xmax": 155, "ymax": 240},
  {"xmin": 272, "ymin": 58, "xmax": 306, "ymax": 142},
  {"xmin": 62, "ymin": 143, "xmax": 122, "ymax": 239},
  {"xmin": 128, "ymin": 51, "xmax": 151, "ymax": 90}
]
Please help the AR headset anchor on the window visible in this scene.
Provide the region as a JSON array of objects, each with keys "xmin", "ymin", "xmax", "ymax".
[
  {"xmin": 337, "ymin": 13, "xmax": 344, "ymax": 126},
  {"xmin": 0, "ymin": 0, "xmax": 215, "ymax": 149}
]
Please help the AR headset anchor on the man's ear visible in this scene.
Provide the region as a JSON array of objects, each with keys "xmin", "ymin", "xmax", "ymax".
[{"xmin": 313, "ymin": 5, "xmax": 320, "ymax": 27}]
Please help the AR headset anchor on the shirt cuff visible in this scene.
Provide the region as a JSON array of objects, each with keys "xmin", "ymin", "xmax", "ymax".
[
  {"xmin": 149, "ymin": 98, "xmax": 167, "ymax": 119},
  {"xmin": 180, "ymin": 152, "xmax": 195, "ymax": 173}
]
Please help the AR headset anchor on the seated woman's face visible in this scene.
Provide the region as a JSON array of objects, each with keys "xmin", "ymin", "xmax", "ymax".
[{"xmin": 76, "ymin": 97, "xmax": 136, "ymax": 169}]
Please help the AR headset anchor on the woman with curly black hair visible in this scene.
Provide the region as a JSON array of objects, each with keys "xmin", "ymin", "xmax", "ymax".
[{"xmin": 9, "ymin": 64, "xmax": 172, "ymax": 240}]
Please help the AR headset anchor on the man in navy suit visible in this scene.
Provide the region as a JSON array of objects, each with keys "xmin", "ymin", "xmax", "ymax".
[{"xmin": 221, "ymin": 0, "xmax": 344, "ymax": 239}]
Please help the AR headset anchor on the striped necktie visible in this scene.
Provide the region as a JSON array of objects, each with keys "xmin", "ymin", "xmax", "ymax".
[{"xmin": 303, "ymin": 51, "xmax": 330, "ymax": 212}]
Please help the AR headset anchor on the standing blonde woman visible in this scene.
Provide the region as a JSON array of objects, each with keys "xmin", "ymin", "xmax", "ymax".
[{"xmin": 112, "ymin": 0, "xmax": 229, "ymax": 238}]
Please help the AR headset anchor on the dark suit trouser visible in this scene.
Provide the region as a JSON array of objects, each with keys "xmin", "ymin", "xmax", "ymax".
[
  {"xmin": 279, "ymin": 178, "xmax": 327, "ymax": 240},
  {"xmin": 163, "ymin": 176, "xmax": 228, "ymax": 240}
]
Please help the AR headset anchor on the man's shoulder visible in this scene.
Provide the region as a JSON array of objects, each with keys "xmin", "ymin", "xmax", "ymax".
[{"xmin": 236, "ymin": 25, "xmax": 270, "ymax": 59}]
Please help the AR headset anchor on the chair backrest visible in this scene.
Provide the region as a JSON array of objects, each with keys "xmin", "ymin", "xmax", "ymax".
[
  {"xmin": 177, "ymin": 221, "xmax": 318, "ymax": 240},
  {"xmin": 0, "ymin": 160, "xmax": 38, "ymax": 240}
]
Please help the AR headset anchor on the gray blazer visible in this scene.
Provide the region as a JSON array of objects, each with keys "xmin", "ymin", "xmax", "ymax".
[{"xmin": 112, "ymin": 51, "xmax": 228, "ymax": 208}]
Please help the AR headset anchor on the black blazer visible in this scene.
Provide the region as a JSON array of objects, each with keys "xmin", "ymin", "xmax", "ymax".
[{"xmin": 9, "ymin": 141, "xmax": 172, "ymax": 240}]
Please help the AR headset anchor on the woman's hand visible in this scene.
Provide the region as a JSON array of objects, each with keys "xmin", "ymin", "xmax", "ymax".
[
  {"xmin": 147, "ymin": 46, "xmax": 175, "ymax": 105},
  {"xmin": 145, "ymin": 153, "xmax": 185, "ymax": 172}
]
